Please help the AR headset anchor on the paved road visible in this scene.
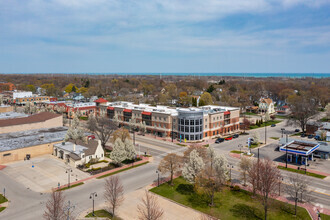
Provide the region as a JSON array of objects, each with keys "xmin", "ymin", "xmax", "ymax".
[{"xmin": 1, "ymin": 120, "xmax": 329, "ymax": 219}]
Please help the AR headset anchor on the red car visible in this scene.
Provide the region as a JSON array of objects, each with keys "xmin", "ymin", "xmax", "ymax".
[
  {"xmin": 88, "ymin": 135, "xmax": 96, "ymax": 140},
  {"xmin": 225, "ymin": 136, "xmax": 233, "ymax": 141}
]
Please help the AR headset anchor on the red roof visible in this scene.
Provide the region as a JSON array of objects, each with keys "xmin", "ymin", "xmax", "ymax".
[
  {"xmin": 142, "ymin": 111, "xmax": 151, "ymax": 116},
  {"xmin": 94, "ymin": 98, "xmax": 108, "ymax": 103},
  {"xmin": 224, "ymin": 111, "xmax": 230, "ymax": 115}
]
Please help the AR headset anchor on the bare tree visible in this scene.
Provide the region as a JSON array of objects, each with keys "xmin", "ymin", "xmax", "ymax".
[
  {"xmin": 239, "ymin": 156, "xmax": 251, "ymax": 186},
  {"xmin": 158, "ymin": 153, "xmax": 182, "ymax": 185},
  {"xmin": 87, "ymin": 113, "xmax": 117, "ymax": 149},
  {"xmin": 43, "ymin": 190, "xmax": 66, "ymax": 220},
  {"xmin": 104, "ymin": 176, "xmax": 124, "ymax": 217},
  {"xmin": 137, "ymin": 190, "xmax": 164, "ymax": 220},
  {"xmin": 287, "ymin": 93, "xmax": 318, "ymax": 133},
  {"xmin": 286, "ymin": 173, "xmax": 311, "ymax": 216},
  {"xmin": 257, "ymin": 159, "xmax": 281, "ymax": 220},
  {"xmin": 247, "ymin": 159, "xmax": 259, "ymax": 195}
]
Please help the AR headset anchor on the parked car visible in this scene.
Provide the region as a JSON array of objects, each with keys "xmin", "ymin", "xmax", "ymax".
[
  {"xmin": 300, "ymin": 133, "xmax": 306, "ymax": 137},
  {"xmin": 233, "ymin": 134, "xmax": 239, "ymax": 138},
  {"xmin": 308, "ymin": 134, "xmax": 314, "ymax": 139},
  {"xmin": 88, "ymin": 135, "xmax": 96, "ymax": 140},
  {"xmin": 215, "ymin": 138, "xmax": 225, "ymax": 143},
  {"xmin": 271, "ymin": 124, "xmax": 276, "ymax": 127},
  {"xmin": 295, "ymin": 129, "xmax": 300, "ymax": 132},
  {"xmin": 225, "ymin": 137, "xmax": 233, "ymax": 141},
  {"xmin": 314, "ymin": 135, "xmax": 321, "ymax": 141}
]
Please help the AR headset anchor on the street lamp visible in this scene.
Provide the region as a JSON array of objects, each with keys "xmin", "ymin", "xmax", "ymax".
[
  {"xmin": 238, "ymin": 144, "xmax": 242, "ymax": 154},
  {"xmin": 278, "ymin": 177, "xmax": 284, "ymax": 196},
  {"xmin": 281, "ymin": 128, "xmax": 285, "ymax": 138},
  {"xmin": 64, "ymin": 200, "xmax": 75, "ymax": 220},
  {"xmin": 227, "ymin": 164, "xmax": 234, "ymax": 185},
  {"xmin": 89, "ymin": 192, "xmax": 97, "ymax": 216},
  {"xmin": 65, "ymin": 168, "xmax": 72, "ymax": 188},
  {"xmin": 156, "ymin": 170, "xmax": 160, "ymax": 187}
]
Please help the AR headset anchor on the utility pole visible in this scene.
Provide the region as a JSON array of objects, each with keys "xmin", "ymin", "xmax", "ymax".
[{"xmin": 171, "ymin": 119, "xmax": 174, "ymax": 142}]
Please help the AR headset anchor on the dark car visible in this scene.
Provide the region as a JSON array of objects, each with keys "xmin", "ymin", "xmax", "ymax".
[
  {"xmin": 314, "ymin": 135, "xmax": 321, "ymax": 141},
  {"xmin": 225, "ymin": 136, "xmax": 233, "ymax": 141},
  {"xmin": 215, "ymin": 138, "xmax": 225, "ymax": 144},
  {"xmin": 233, "ymin": 134, "xmax": 239, "ymax": 138},
  {"xmin": 271, "ymin": 124, "xmax": 276, "ymax": 127},
  {"xmin": 308, "ymin": 134, "xmax": 314, "ymax": 139},
  {"xmin": 295, "ymin": 129, "xmax": 300, "ymax": 132},
  {"xmin": 300, "ymin": 133, "xmax": 306, "ymax": 137}
]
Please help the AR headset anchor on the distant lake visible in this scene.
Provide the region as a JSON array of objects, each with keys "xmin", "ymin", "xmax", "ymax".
[{"xmin": 2, "ymin": 73, "xmax": 330, "ymax": 78}]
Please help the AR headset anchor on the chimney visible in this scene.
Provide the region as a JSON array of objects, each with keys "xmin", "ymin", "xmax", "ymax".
[{"xmin": 73, "ymin": 144, "xmax": 76, "ymax": 152}]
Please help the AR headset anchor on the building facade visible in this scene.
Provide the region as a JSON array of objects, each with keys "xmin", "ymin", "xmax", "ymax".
[{"xmin": 99, "ymin": 102, "xmax": 240, "ymax": 141}]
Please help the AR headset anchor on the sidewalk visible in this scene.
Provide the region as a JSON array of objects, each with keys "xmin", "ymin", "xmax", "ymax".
[{"xmin": 56, "ymin": 157, "xmax": 151, "ymax": 190}]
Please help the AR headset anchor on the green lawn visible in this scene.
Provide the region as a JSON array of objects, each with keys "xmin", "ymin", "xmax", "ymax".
[
  {"xmin": 249, "ymin": 120, "xmax": 281, "ymax": 129},
  {"xmin": 0, "ymin": 194, "xmax": 8, "ymax": 204},
  {"xmin": 150, "ymin": 177, "xmax": 311, "ymax": 220},
  {"xmin": 320, "ymin": 213, "xmax": 330, "ymax": 220},
  {"xmin": 96, "ymin": 161, "xmax": 149, "ymax": 179},
  {"xmin": 277, "ymin": 166, "xmax": 326, "ymax": 179},
  {"xmin": 57, "ymin": 182, "xmax": 84, "ymax": 191},
  {"xmin": 275, "ymin": 115, "xmax": 289, "ymax": 119},
  {"xmin": 176, "ymin": 143, "xmax": 187, "ymax": 147},
  {"xmin": 243, "ymin": 112, "xmax": 259, "ymax": 116},
  {"xmin": 230, "ymin": 150, "xmax": 243, "ymax": 154},
  {"xmin": 85, "ymin": 209, "xmax": 122, "ymax": 219},
  {"xmin": 0, "ymin": 207, "xmax": 6, "ymax": 212}
]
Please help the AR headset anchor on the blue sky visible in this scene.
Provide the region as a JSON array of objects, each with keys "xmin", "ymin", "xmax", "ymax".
[{"xmin": 1, "ymin": 0, "xmax": 330, "ymax": 73}]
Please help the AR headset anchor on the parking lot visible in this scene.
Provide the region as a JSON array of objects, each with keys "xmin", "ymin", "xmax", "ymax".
[{"xmin": 1, "ymin": 154, "xmax": 89, "ymax": 193}]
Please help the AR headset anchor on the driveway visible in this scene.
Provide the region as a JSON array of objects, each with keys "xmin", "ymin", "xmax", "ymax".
[{"xmin": 1, "ymin": 155, "xmax": 89, "ymax": 193}]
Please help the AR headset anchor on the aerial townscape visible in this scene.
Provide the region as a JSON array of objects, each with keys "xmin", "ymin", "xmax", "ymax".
[{"xmin": 1, "ymin": 1, "xmax": 330, "ymax": 220}]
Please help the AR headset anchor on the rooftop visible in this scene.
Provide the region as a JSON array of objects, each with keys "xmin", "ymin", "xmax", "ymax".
[
  {"xmin": 106, "ymin": 102, "xmax": 239, "ymax": 116},
  {"xmin": 0, "ymin": 111, "xmax": 28, "ymax": 120},
  {"xmin": 279, "ymin": 139, "xmax": 320, "ymax": 155},
  {"xmin": 0, "ymin": 127, "xmax": 68, "ymax": 152},
  {"xmin": 0, "ymin": 112, "xmax": 61, "ymax": 127}
]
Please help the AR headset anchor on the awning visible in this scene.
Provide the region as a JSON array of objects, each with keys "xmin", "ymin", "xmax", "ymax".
[
  {"xmin": 142, "ymin": 111, "xmax": 151, "ymax": 116},
  {"xmin": 123, "ymin": 109, "xmax": 132, "ymax": 113},
  {"xmin": 224, "ymin": 111, "xmax": 230, "ymax": 115},
  {"xmin": 107, "ymin": 107, "xmax": 115, "ymax": 110}
]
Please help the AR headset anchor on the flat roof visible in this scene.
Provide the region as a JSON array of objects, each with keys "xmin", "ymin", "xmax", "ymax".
[
  {"xmin": 0, "ymin": 127, "xmax": 68, "ymax": 152},
  {"xmin": 105, "ymin": 102, "xmax": 239, "ymax": 116},
  {"xmin": 280, "ymin": 140, "xmax": 319, "ymax": 156},
  {"xmin": 0, "ymin": 111, "xmax": 28, "ymax": 120},
  {"xmin": 0, "ymin": 112, "xmax": 61, "ymax": 127}
]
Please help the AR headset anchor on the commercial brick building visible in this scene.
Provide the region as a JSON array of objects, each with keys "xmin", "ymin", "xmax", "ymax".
[{"xmin": 99, "ymin": 102, "xmax": 240, "ymax": 141}]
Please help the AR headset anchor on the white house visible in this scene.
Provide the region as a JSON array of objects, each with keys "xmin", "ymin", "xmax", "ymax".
[
  {"xmin": 53, "ymin": 139, "xmax": 104, "ymax": 167},
  {"xmin": 13, "ymin": 91, "xmax": 33, "ymax": 99},
  {"xmin": 259, "ymin": 98, "xmax": 275, "ymax": 114}
]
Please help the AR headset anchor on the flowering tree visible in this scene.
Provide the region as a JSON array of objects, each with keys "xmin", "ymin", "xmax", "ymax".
[
  {"xmin": 109, "ymin": 139, "xmax": 127, "ymax": 165},
  {"xmin": 139, "ymin": 121, "xmax": 146, "ymax": 135},
  {"xmin": 124, "ymin": 138, "xmax": 136, "ymax": 160},
  {"xmin": 65, "ymin": 116, "xmax": 85, "ymax": 144},
  {"xmin": 182, "ymin": 150, "xmax": 205, "ymax": 187},
  {"xmin": 158, "ymin": 153, "xmax": 182, "ymax": 185}
]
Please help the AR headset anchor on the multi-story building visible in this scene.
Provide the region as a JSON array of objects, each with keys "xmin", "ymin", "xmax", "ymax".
[
  {"xmin": 99, "ymin": 101, "xmax": 240, "ymax": 141},
  {"xmin": 15, "ymin": 95, "xmax": 56, "ymax": 105}
]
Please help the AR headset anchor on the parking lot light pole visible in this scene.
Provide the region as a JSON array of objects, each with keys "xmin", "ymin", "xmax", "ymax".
[
  {"xmin": 227, "ymin": 164, "xmax": 234, "ymax": 185},
  {"xmin": 89, "ymin": 192, "xmax": 97, "ymax": 216},
  {"xmin": 238, "ymin": 144, "xmax": 242, "ymax": 154},
  {"xmin": 278, "ymin": 177, "xmax": 283, "ymax": 196},
  {"xmin": 281, "ymin": 128, "xmax": 285, "ymax": 138},
  {"xmin": 65, "ymin": 168, "xmax": 72, "ymax": 188},
  {"xmin": 156, "ymin": 170, "xmax": 160, "ymax": 187}
]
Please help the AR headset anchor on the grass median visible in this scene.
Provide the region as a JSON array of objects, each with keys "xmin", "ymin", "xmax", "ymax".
[
  {"xmin": 85, "ymin": 209, "xmax": 122, "ymax": 219},
  {"xmin": 150, "ymin": 177, "xmax": 311, "ymax": 220},
  {"xmin": 249, "ymin": 120, "xmax": 281, "ymax": 129},
  {"xmin": 0, "ymin": 207, "xmax": 6, "ymax": 212},
  {"xmin": 57, "ymin": 182, "xmax": 84, "ymax": 191},
  {"xmin": 277, "ymin": 165, "xmax": 326, "ymax": 179},
  {"xmin": 96, "ymin": 161, "xmax": 149, "ymax": 179},
  {"xmin": 0, "ymin": 194, "xmax": 8, "ymax": 204}
]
